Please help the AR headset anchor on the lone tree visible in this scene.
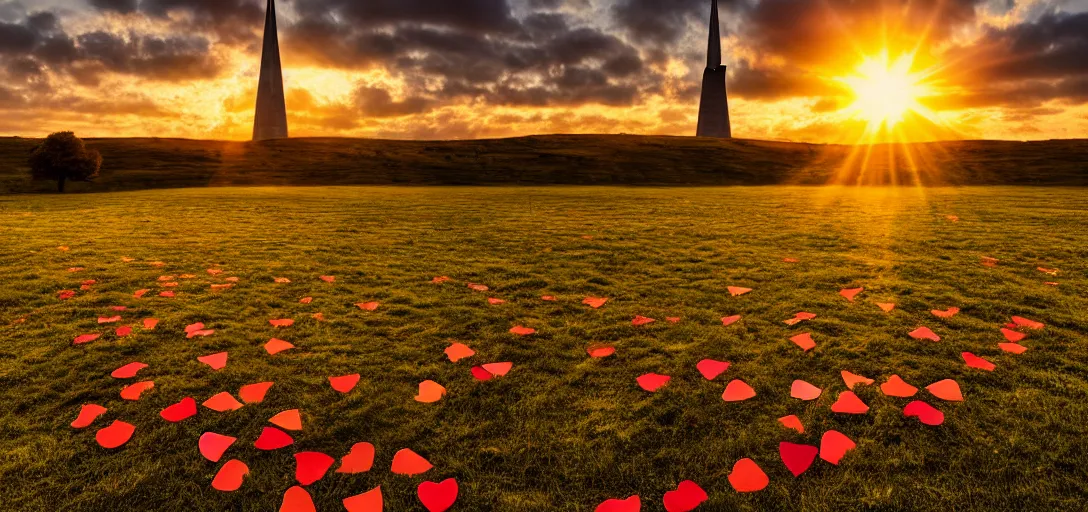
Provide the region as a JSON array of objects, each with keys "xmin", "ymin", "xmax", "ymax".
[{"xmin": 29, "ymin": 132, "xmax": 102, "ymax": 193}]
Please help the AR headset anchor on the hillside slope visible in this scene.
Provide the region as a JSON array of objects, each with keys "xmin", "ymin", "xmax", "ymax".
[{"xmin": 0, "ymin": 135, "xmax": 1085, "ymax": 193}]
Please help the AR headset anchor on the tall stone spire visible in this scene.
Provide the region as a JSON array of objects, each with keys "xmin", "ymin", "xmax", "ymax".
[
  {"xmin": 253, "ymin": 0, "xmax": 288, "ymax": 141},
  {"xmin": 696, "ymin": 0, "xmax": 731, "ymax": 138}
]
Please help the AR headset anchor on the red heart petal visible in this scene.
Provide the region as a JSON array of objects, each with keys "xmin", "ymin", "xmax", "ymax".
[
  {"xmin": 631, "ymin": 315, "xmax": 655, "ymax": 326},
  {"xmin": 1011, "ymin": 316, "xmax": 1044, "ymax": 330},
  {"xmin": 336, "ymin": 442, "xmax": 375, "ymax": 474},
  {"xmin": 662, "ymin": 480, "xmax": 707, "ymax": 512},
  {"xmin": 587, "ymin": 344, "xmax": 616, "ymax": 358},
  {"xmin": 211, "ymin": 459, "xmax": 248, "ymax": 492},
  {"xmin": 111, "ymin": 362, "xmax": 148, "ymax": 379},
  {"xmin": 295, "ymin": 451, "xmax": 335, "ymax": 486},
  {"xmin": 417, "ymin": 478, "xmax": 459, "ymax": 512},
  {"xmin": 839, "ymin": 287, "xmax": 863, "ymax": 302},
  {"xmin": 720, "ymin": 315, "xmax": 741, "ymax": 326},
  {"xmin": 197, "ymin": 352, "xmax": 228, "ymax": 370},
  {"xmin": 120, "ymin": 381, "xmax": 154, "ymax": 401},
  {"xmin": 254, "ymin": 426, "xmax": 294, "ymax": 450},
  {"xmin": 880, "ymin": 375, "xmax": 918, "ymax": 397},
  {"xmin": 831, "ymin": 391, "xmax": 869, "ymax": 414},
  {"xmin": 269, "ymin": 409, "xmax": 303, "ymax": 430},
  {"xmin": 722, "ymin": 379, "xmax": 756, "ymax": 402},
  {"xmin": 841, "ymin": 370, "xmax": 874, "ymax": 389},
  {"xmin": 95, "ymin": 420, "xmax": 135, "ymax": 449},
  {"xmin": 199, "ymin": 432, "xmax": 237, "ymax": 462},
  {"xmin": 819, "ymin": 430, "xmax": 856, "ymax": 465},
  {"xmin": 356, "ymin": 302, "xmax": 381, "ymax": 311},
  {"xmin": 925, "ymin": 379, "xmax": 964, "ymax": 401},
  {"xmin": 696, "ymin": 359, "xmax": 729, "ymax": 380},
  {"xmin": 903, "ymin": 401, "xmax": 945, "ymax": 426},
  {"xmin": 269, "ymin": 318, "xmax": 295, "ymax": 328},
  {"xmin": 343, "ymin": 487, "xmax": 383, "ymax": 512},
  {"xmin": 391, "ymin": 448, "xmax": 432, "ymax": 476},
  {"xmin": 909, "ymin": 327, "xmax": 941, "ymax": 342},
  {"xmin": 160, "ymin": 397, "xmax": 197, "ymax": 423},
  {"xmin": 778, "ymin": 415, "xmax": 804, "ymax": 434},
  {"xmin": 790, "ymin": 380, "xmax": 822, "ymax": 400},
  {"xmin": 329, "ymin": 374, "xmax": 361, "ymax": 393},
  {"xmin": 471, "ymin": 366, "xmax": 494, "ymax": 381},
  {"xmin": 74, "ymin": 333, "xmax": 101, "ymax": 345},
  {"xmin": 637, "ymin": 373, "xmax": 670, "ymax": 392},
  {"xmin": 962, "ymin": 352, "xmax": 996, "ymax": 371},
  {"xmin": 239, "ymin": 382, "xmax": 274, "ymax": 403},
  {"xmin": 482, "ymin": 362, "xmax": 512, "ymax": 376},
  {"xmin": 999, "ymin": 342, "xmax": 1028, "ymax": 354},
  {"xmin": 727, "ymin": 458, "xmax": 769, "ymax": 492},
  {"xmin": 583, "ymin": 297, "xmax": 609, "ymax": 308},
  {"xmin": 790, "ymin": 333, "xmax": 816, "ymax": 351},
  {"xmin": 279, "ymin": 486, "xmax": 316, "ymax": 512},
  {"xmin": 779, "ymin": 442, "xmax": 819, "ymax": 477},
  {"xmin": 1000, "ymin": 328, "xmax": 1026, "ymax": 342},
  {"xmin": 71, "ymin": 404, "xmax": 107, "ymax": 428},
  {"xmin": 203, "ymin": 392, "xmax": 243, "ymax": 412},
  {"xmin": 595, "ymin": 496, "xmax": 641, "ymax": 512},
  {"xmin": 265, "ymin": 338, "xmax": 296, "ymax": 355},
  {"xmin": 509, "ymin": 325, "xmax": 536, "ymax": 335}
]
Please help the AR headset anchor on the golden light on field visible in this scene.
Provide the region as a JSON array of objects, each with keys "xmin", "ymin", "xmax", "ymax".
[{"xmin": 839, "ymin": 52, "xmax": 939, "ymax": 138}]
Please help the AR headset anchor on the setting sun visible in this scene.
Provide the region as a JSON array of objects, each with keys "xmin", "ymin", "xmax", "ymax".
[{"xmin": 839, "ymin": 52, "xmax": 938, "ymax": 138}]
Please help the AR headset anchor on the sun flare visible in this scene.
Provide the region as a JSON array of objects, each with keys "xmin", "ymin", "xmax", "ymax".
[{"xmin": 839, "ymin": 52, "xmax": 936, "ymax": 137}]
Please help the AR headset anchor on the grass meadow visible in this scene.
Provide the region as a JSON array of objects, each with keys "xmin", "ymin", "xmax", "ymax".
[{"xmin": 1, "ymin": 186, "xmax": 1086, "ymax": 511}]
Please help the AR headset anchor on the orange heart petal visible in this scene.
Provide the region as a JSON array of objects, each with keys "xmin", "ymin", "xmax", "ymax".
[
  {"xmin": 337, "ymin": 442, "xmax": 376, "ymax": 474},
  {"xmin": 95, "ymin": 420, "xmax": 135, "ymax": 449},
  {"xmin": 466, "ymin": 283, "xmax": 489, "ymax": 292},
  {"xmin": 839, "ymin": 287, "xmax": 864, "ymax": 302},
  {"xmin": 722, "ymin": 379, "xmax": 756, "ymax": 402},
  {"xmin": 142, "ymin": 318, "xmax": 158, "ymax": 330},
  {"xmin": 877, "ymin": 303, "xmax": 896, "ymax": 312},
  {"xmin": 185, "ymin": 322, "xmax": 205, "ymax": 334},
  {"xmin": 831, "ymin": 391, "xmax": 869, "ymax": 414},
  {"xmin": 415, "ymin": 380, "xmax": 447, "ymax": 403},
  {"xmin": 74, "ymin": 333, "xmax": 100, "ymax": 345},
  {"xmin": 197, "ymin": 352, "xmax": 229, "ymax": 371},
  {"xmin": 880, "ymin": 375, "xmax": 918, "ymax": 397},
  {"xmin": 819, "ymin": 430, "xmax": 856, "ymax": 465},
  {"xmin": 778, "ymin": 415, "xmax": 804, "ymax": 434},
  {"xmin": 239, "ymin": 382, "xmax": 274, "ymax": 403},
  {"xmin": 391, "ymin": 448, "xmax": 433, "ymax": 476},
  {"xmin": 727, "ymin": 286, "xmax": 752, "ymax": 297},
  {"xmin": 696, "ymin": 359, "xmax": 730, "ymax": 380},
  {"xmin": 211, "ymin": 459, "xmax": 248, "ymax": 492},
  {"xmin": 120, "ymin": 381, "xmax": 154, "ymax": 401},
  {"xmin": 509, "ymin": 325, "xmax": 536, "ymax": 336},
  {"xmin": 481, "ymin": 362, "xmax": 512, "ymax": 376},
  {"xmin": 637, "ymin": 373, "xmax": 670, "ymax": 392},
  {"xmin": 269, "ymin": 318, "xmax": 295, "ymax": 328},
  {"xmin": 931, "ymin": 307, "xmax": 960, "ymax": 318},
  {"xmin": 1011, "ymin": 316, "xmax": 1044, "ymax": 330},
  {"xmin": 274, "ymin": 277, "xmax": 291, "ymax": 283},
  {"xmin": 908, "ymin": 327, "xmax": 941, "ymax": 342},
  {"xmin": 98, "ymin": 316, "xmax": 121, "ymax": 324},
  {"xmin": 999, "ymin": 342, "xmax": 1028, "ymax": 354},
  {"xmin": 199, "ymin": 432, "xmax": 237, "ymax": 462},
  {"xmin": 631, "ymin": 315, "xmax": 655, "ymax": 326},
  {"xmin": 265, "ymin": 338, "xmax": 296, "ymax": 355},
  {"xmin": 841, "ymin": 370, "xmax": 874, "ymax": 389},
  {"xmin": 115, "ymin": 326, "xmax": 133, "ymax": 337},
  {"xmin": 720, "ymin": 315, "xmax": 741, "ymax": 326},
  {"xmin": 1001, "ymin": 328, "xmax": 1026, "ymax": 342},
  {"xmin": 299, "ymin": 296, "xmax": 313, "ymax": 304},
  {"xmin": 487, "ymin": 298, "xmax": 506, "ymax": 305},
  {"xmin": 344, "ymin": 486, "xmax": 383, "ymax": 512},
  {"xmin": 319, "ymin": 275, "xmax": 336, "ymax": 283},
  {"xmin": 925, "ymin": 379, "xmax": 964, "ymax": 401},
  {"xmin": 790, "ymin": 380, "xmax": 822, "ymax": 400},
  {"xmin": 727, "ymin": 458, "xmax": 768, "ymax": 492},
  {"xmin": 432, "ymin": 276, "xmax": 451, "ymax": 284},
  {"xmin": 541, "ymin": 295, "xmax": 557, "ymax": 301},
  {"xmin": 158, "ymin": 291, "xmax": 175, "ymax": 298},
  {"xmin": 203, "ymin": 392, "xmax": 243, "ymax": 412},
  {"xmin": 280, "ymin": 486, "xmax": 316, "ymax": 512},
  {"xmin": 71, "ymin": 404, "xmax": 107, "ymax": 428},
  {"xmin": 582, "ymin": 297, "xmax": 609, "ymax": 308},
  {"xmin": 269, "ymin": 409, "xmax": 303, "ymax": 430},
  {"xmin": 329, "ymin": 374, "xmax": 361, "ymax": 393},
  {"xmin": 445, "ymin": 342, "xmax": 475, "ymax": 362},
  {"xmin": 111, "ymin": 362, "xmax": 147, "ymax": 379},
  {"xmin": 586, "ymin": 343, "xmax": 615, "ymax": 358},
  {"xmin": 790, "ymin": 333, "xmax": 815, "ymax": 351}
]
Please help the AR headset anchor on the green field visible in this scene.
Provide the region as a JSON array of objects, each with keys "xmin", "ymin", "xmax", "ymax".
[{"xmin": 1, "ymin": 186, "xmax": 1086, "ymax": 511}]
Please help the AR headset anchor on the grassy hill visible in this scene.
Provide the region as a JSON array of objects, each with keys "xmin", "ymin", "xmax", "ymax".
[{"xmin": 0, "ymin": 135, "xmax": 1086, "ymax": 193}]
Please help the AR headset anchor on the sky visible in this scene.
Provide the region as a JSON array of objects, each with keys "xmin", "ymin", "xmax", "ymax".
[{"xmin": 0, "ymin": 0, "xmax": 1085, "ymax": 143}]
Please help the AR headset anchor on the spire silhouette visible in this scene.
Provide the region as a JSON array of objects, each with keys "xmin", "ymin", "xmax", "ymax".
[
  {"xmin": 253, "ymin": 0, "xmax": 288, "ymax": 141},
  {"xmin": 696, "ymin": 0, "xmax": 731, "ymax": 138}
]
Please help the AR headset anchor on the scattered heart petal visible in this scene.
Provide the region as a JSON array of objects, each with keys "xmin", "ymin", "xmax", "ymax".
[
  {"xmin": 211, "ymin": 284, "xmax": 233, "ymax": 291},
  {"xmin": 391, "ymin": 448, "xmax": 433, "ymax": 476},
  {"xmin": 1001, "ymin": 328, "xmax": 1026, "ymax": 342},
  {"xmin": 158, "ymin": 291, "xmax": 175, "ymax": 298},
  {"xmin": 819, "ymin": 430, "xmax": 856, "ymax": 465},
  {"xmin": 841, "ymin": 370, "xmax": 874, "ymax": 389},
  {"xmin": 722, "ymin": 379, "xmax": 756, "ymax": 402},
  {"xmin": 467, "ymin": 283, "xmax": 489, "ymax": 292},
  {"xmin": 356, "ymin": 302, "xmax": 381, "ymax": 311},
  {"xmin": 445, "ymin": 342, "xmax": 475, "ymax": 362},
  {"xmin": 295, "ymin": 451, "xmax": 335, "ymax": 486},
  {"xmin": 98, "ymin": 316, "xmax": 121, "ymax": 324},
  {"xmin": 142, "ymin": 318, "xmax": 158, "ymax": 330},
  {"xmin": 312, "ymin": 312, "xmax": 325, "ymax": 321},
  {"xmin": 74, "ymin": 333, "xmax": 100, "ymax": 345},
  {"xmin": 239, "ymin": 382, "xmax": 274, "ymax": 403},
  {"xmin": 133, "ymin": 289, "xmax": 149, "ymax": 298},
  {"xmin": 831, "ymin": 391, "xmax": 869, "ymax": 414},
  {"xmin": 199, "ymin": 432, "xmax": 237, "ymax": 462},
  {"xmin": 909, "ymin": 327, "xmax": 941, "ymax": 342},
  {"xmin": 631, "ymin": 315, "xmax": 655, "ymax": 326},
  {"xmin": 728, "ymin": 286, "xmax": 752, "ymax": 297},
  {"xmin": 471, "ymin": 366, "xmax": 494, "ymax": 381},
  {"xmin": 330, "ymin": 374, "xmax": 361, "ymax": 393},
  {"xmin": 279, "ymin": 486, "xmax": 315, "ymax": 512},
  {"xmin": 207, "ymin": 268, "xmax": 223, "ymax": 275},
  {"xmin": 95, "ymin": 420, "xmax": 135, "ymax": 449},
  {"xmin": 790, "ymin": 333, "xmax": 816, "ymax": 352},
  {"xmin": 269, "ymin": 409, "xmax": 303, "ymax": 431},
  {"xmin": 203, "ymin": 392, "xmax": 243, "ymax": 412},
  {"xmin": 783, "ymin": 257, "xmax": 800, "ymax": 263},
  {"xmin": 185, "ymin": 322, "xmax": 206, "ymax": 334},
  {"xmin": 541, "ymin": 295, "xmax": 557, "ymax": 301},
  {"xmin": 274, "ymin": 277, "xmax": 291, "ymax": 284},
  {"xmin": 418, "ymin": 478, "xmax": 459, "ymax": 512},
  {"xmin": 790, "ymin": 380, "xmax": 822, "ymax": 400},
  {"xmin": 999, "ymin": 342, "xmax": 1028, "ymax": 354},
  {"xmin": 188, "ymin": 329, "xmax": 214, "ymax": 338},
  {"xmin": 840, "ymin": 287, "xmax": 863, "ymax": 302},
  {"xmin": 320, "ymin": 275, "xmax": 336, "ymax": 283},
  {"xmin": 697, "ymin": 359, "xmax": 730, "ymax": 380},
  {"xmin": 728, "ymin": 458, "xmax": 769, "ymax": 492},
  {"xmin": 662, "ymin": 480, "xmax": 707, "ymax": 512},
  {"xmin": 880, "ymin": 375, "xmax": 918, "ymax": 397},
  {"xmin": 115, "ymin": 326, "xmax": 133, "ymax": 337},
  {"xmin": 637, "ymin": 373, "xmax": 670, "ymax": 392},
  {"xmin": 71, "ymin": 404, "xmax": 107, "ymax": 428},
  {"xmin": 509, "ymin": 325, "xmax": 536, "ymax": 336},
  {"xmin": 587, "ymin": 343, "xmax": 616, "ymax": 358},
  {"xmin": 720, "ymin": 315, "xmax": 741, "ymax": 326},
  {"xmin": 595, "ymin": 496, "xmax": 641, "ymax": 512},
  {"xmin": 877, "ymin": 303, "xmax": 896, "ymax": 312},
  {"xmin": 120, "ymin": 381, "xmax": 154, "ymax": 401},
  {"xmin": 343, "ymin": 487, "xmax": 383, "ymax": 512},
  {"xmin": 962, "ymin": 352, "xmax": 996, "ymax": 371},
  {"xmin": 583, "ymin": 297, "xmax": 609, "ymax": 308},
  {"xmin": 780, "ymin": 442, "xmax": 819, "ymax": 477},
  {"xmin": 265, "ymin": 338, "xmax": 296, "ymax": 355},
  {"xmin": 59, "ymin": 290, "xmax": 77, "ymax": 300},
  {"xmin": 931, "ymin": 307, "xmax": 960, "ymax": 318},
  {"xmin": 925, "ymin": 379, "xmax": 963, "ymax": 401},
  {"xmin": 981, "ymin": 257, "xmax": 998, "ymax": 267},
  {"xmin": 269, "ymin": 318, "xmax": 295, "ymax": 328},
  {"xmin": 211, "ymin": 459, "xmax": 248, "ymax": 492},
  {"xmin": 111, "ymin": 362, "xmax": 148, "ymax": 379},
  {"xmin": 1011, "ymin": 316, "xmax": 1044, "ymax": 330},
  {"xmin": 432, "ymin": 276, "xmax": 451, "ymax": 284},
  {"xmin": 784, "ymin": 312, "xmax": 817, "ymax": 326},
  {"xmin": 482, "ymin": 362, "xmax": 512, "ymax": 376},
  {"xmin": 487, "ymin": 298, "xmax": 506, "ymax": 305},
  {"xmin": 254, "ymin": 426, "xmax": 294, "ymax": 450},
  {"xmin": 778, "ymin": 415, "xmax": 804, "ymax": 434},
  {"xmin": 198, "ymin": 352, "xmax": 228, "ymax": 370},
  {"xmin": 336, "ymin": 442, "xmax": 376, "ymax": 474},
  {"xmin": 299, "ymin": 297, "xmax": 313, "ymax": 304},
  {"xmin": 160, "ymin": 397, "xmax": 197, "ymax": 422},
  {"xmin": 903, "ymin": 401, "xmax": 945, "ymax": 425},
  {"xmin": 415, "ymin": 380, "xmax": 447, "ymax": 403}
]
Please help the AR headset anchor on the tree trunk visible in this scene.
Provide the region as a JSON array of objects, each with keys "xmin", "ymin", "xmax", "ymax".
[{"xmin": 57, "ymin": 176, "xmax": 66, "ymax": 193}]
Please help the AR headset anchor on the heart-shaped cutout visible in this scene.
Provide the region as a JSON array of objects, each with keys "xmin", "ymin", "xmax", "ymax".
[
  {"xmin": 329, "ymin": 374, "xmax": 361, "ymax": 393},
  {"xmin": 831, "ymin": 391, "xmax": 869, "ymax": 414},
  {"xmin": 595, "ymin": 495, "xmax": 640, "ymax": 512},
  {"xmin": 356, "ymin": 302, "xmax": 381, "ymax": 311},
  {"xmin": 111, "ymin": 362, "xmax": 148, "ymax": 379},
  {"xmin": 320, "ymin": 275, "xmax": 335, "ymax": 283},
  {"xmin": 1000, "ymin": 328, "xmax": 1026, "ymax": 342},
  {"xmin": 71, "ymin": 404, "xmax": 107, "ymax": 428},
  {"xmin": 999, "ymin": 343, "xmax": 1027, "ymax": 354},
  {"xmin": 722, "ymin": 379, "xmax": 756, "ymax": 402},
  {"xmin": 697, "ymin": 359, "xmax": 729, "ymax": 380},
  {"xmin": 839, "ymin": 287, "xmax": 863, "ymax": 302},
  {"xmin": 265, "ymin": 338, "xmax": 295, "ymax": 355},
  {"xmin": 481, "ymin": 362, "xmax": 512, "ymax": 376},
  {"xmin": 280, "ymin": 486, "xmax": 316, "ymax": 512},
  {"xmin": 583, "ymin": 297, "xmax": 609, "ymax": 308},
  {"xmin": 120, "ymin": 381, "xmax": 154, "ymax": 401},
  {"xmin": 471, "ymin": 366, "xmax": 494, "ymax": 381},
  {"xmin": 909, "ymin": 327, "xmax": 940, "ymax": 342},
  {"xmin": 728, "ymin": 458, "xmax": 768, "ymax": 492},
  {"xmin": 269, "ymin": 409, "xmax": 303, "ymax": 430},
  {"xmin": 391, "ymin": 448, "xmax": 433, "ymax": 476},
  {"xmin": 239, "ymin": 382, "xmax": 274, "ymax": 403},
  {"xmin": 962, "ymin": 352, "xmax": 995, "ymax": 371},
  {"xmin": 415, "ymin": 380, "xmax": 447, "ymax": 403},
  {"xmin": 95, "ymin": 420, "xmax": 135, "ymax": 449},
  {"xmin": 877, "ymin": 303, "xmax": 896, "ymax": 312},
  {"xmin": 1011, "ymin": 316, "xmax": 1044, "ymax": 330},
  {"xmin": 790, "ymin": 333, "xmax": 815, "ymax": 351},
  {"xmin": 819, "ymin": 430, "xmax": 856, "ymax": 465},
  {"xmin": 931, "ymin": 307, "xmax": 960, "ymax": 318},
  {"xmin": 343, "ymin": 486, "xmax": 382, "ymax": 512},
  {"xmin": 445, "ymin": 342, "xmax": 475, "ymax": 362},
  {"xmin": 587, "ymin": 344, "xmax": 616, "ymax": 358},
  {"xmin": 115, "ymin": 326, "xmax": 133, "ymax": 337},
  {"xmin": 779, "ymin": 442, "xmax": 818, "ymax": 477},
  {"xmin": 197, "ymin": 352, "xmax": 228, "ymax": 370},
  {"xmin": 720, "ymin": 315, "xmax": 742, "ymax": 326},
  {"xmin": 662, "ymin": 480, "xmax": 707, "ymax": 512},
  {"xmin": 295, "ymin": 451, "xmax": 335, "ymax": 486},
  {"xmin": 880, "ymin": 375, "xmax": 918, "ymax": 397},
  {"xmin": 925, "ymin": 379, "xmax": 963, "ymax": 401},
  {"xmin": 509, "ymin": 325, "xmax": 536, "ymax": 335},
  {"xmin": 778, "ymin": 415, "xmax": 804, "ymax": 433},
  {"xmin": 790, "ymin": 380, "xmax": 822, "ymax": 400},
  {"xmin": 631, "ymin": 315, "xmax": 655, "ymax": 326},
  {"xmin": 903, "ymin": 401, "xmax": 945, "ymax": 425},
  {"xmin": 728, "ymin": 286, "xmax": 752, "ymax": 297},
  {"xmin": 74, "ymin": 334, "xmax": 100, "ymax": 345},
  {"xmin": 336, "ymin": 442, "xmax": 375, "ymax": 474},
  {"xmin": 841, "ymin": 370, "xmax": 874, "ymax": 389},
  {"xmin": 203, "ymin": 392, "xmax": 243, "ymax": 412},
  {"xmin": 637, "ymin": 373, "xmax": 670, "ymax": 392},
  {"xmin": 269, "ymin": 318, "xmax": 295, "ymax": 328},
  {"xmin": 199, "ymin": 432, "xmax": 237, "ymax": 462},
  {"xmin": 142, "ymin": 318, "xmax": 158, "ymax": 330},
  {"xmin": 254, "ymin": 426, "xmax": 294, "ymax": 450},
  {"xmin": 418, "ymin": 478, "xmax": 458, "ymax": 512},
  {"xmin": 211, "ymin": 459, "xmax": 249, "ymax": 492},
  {"xmin": 160, "ymin": 397, "xmax": 197, "ymax": 422}
]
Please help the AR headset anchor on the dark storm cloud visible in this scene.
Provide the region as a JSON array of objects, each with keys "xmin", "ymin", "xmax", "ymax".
[
  {"xmin": 354, "ymin": 85, "xmax": 433, "ymax": 118},
  {"xmin": 76, "ymin": 31, "xmax": 221, "ymax": 80},
  {"xmin": 612, "ymin": 0, "xmax": 745, "ymax": 45},
  {"xmin": 88, "ymin": 0, "xmax": 138, "ymax": 14},
  {"xmin": 970, "ymin": 12, "xmax": 1088, "ymax": 82},
  {"xmin": 0, "ymin": 21, "xmax": 35, "ymax": 53},
  {"xmin": 292, "ymin": 0, "xmax": 520, "ymax": 32}
]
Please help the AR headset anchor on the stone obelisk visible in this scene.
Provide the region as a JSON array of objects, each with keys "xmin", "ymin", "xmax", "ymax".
[
  {"xmin": 253, "ymin": 0, "xmax": 288, "ymax": 141},
  {"xmin": 696, "ymin": 0, "xmax": 731, "ymax": 138}
]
